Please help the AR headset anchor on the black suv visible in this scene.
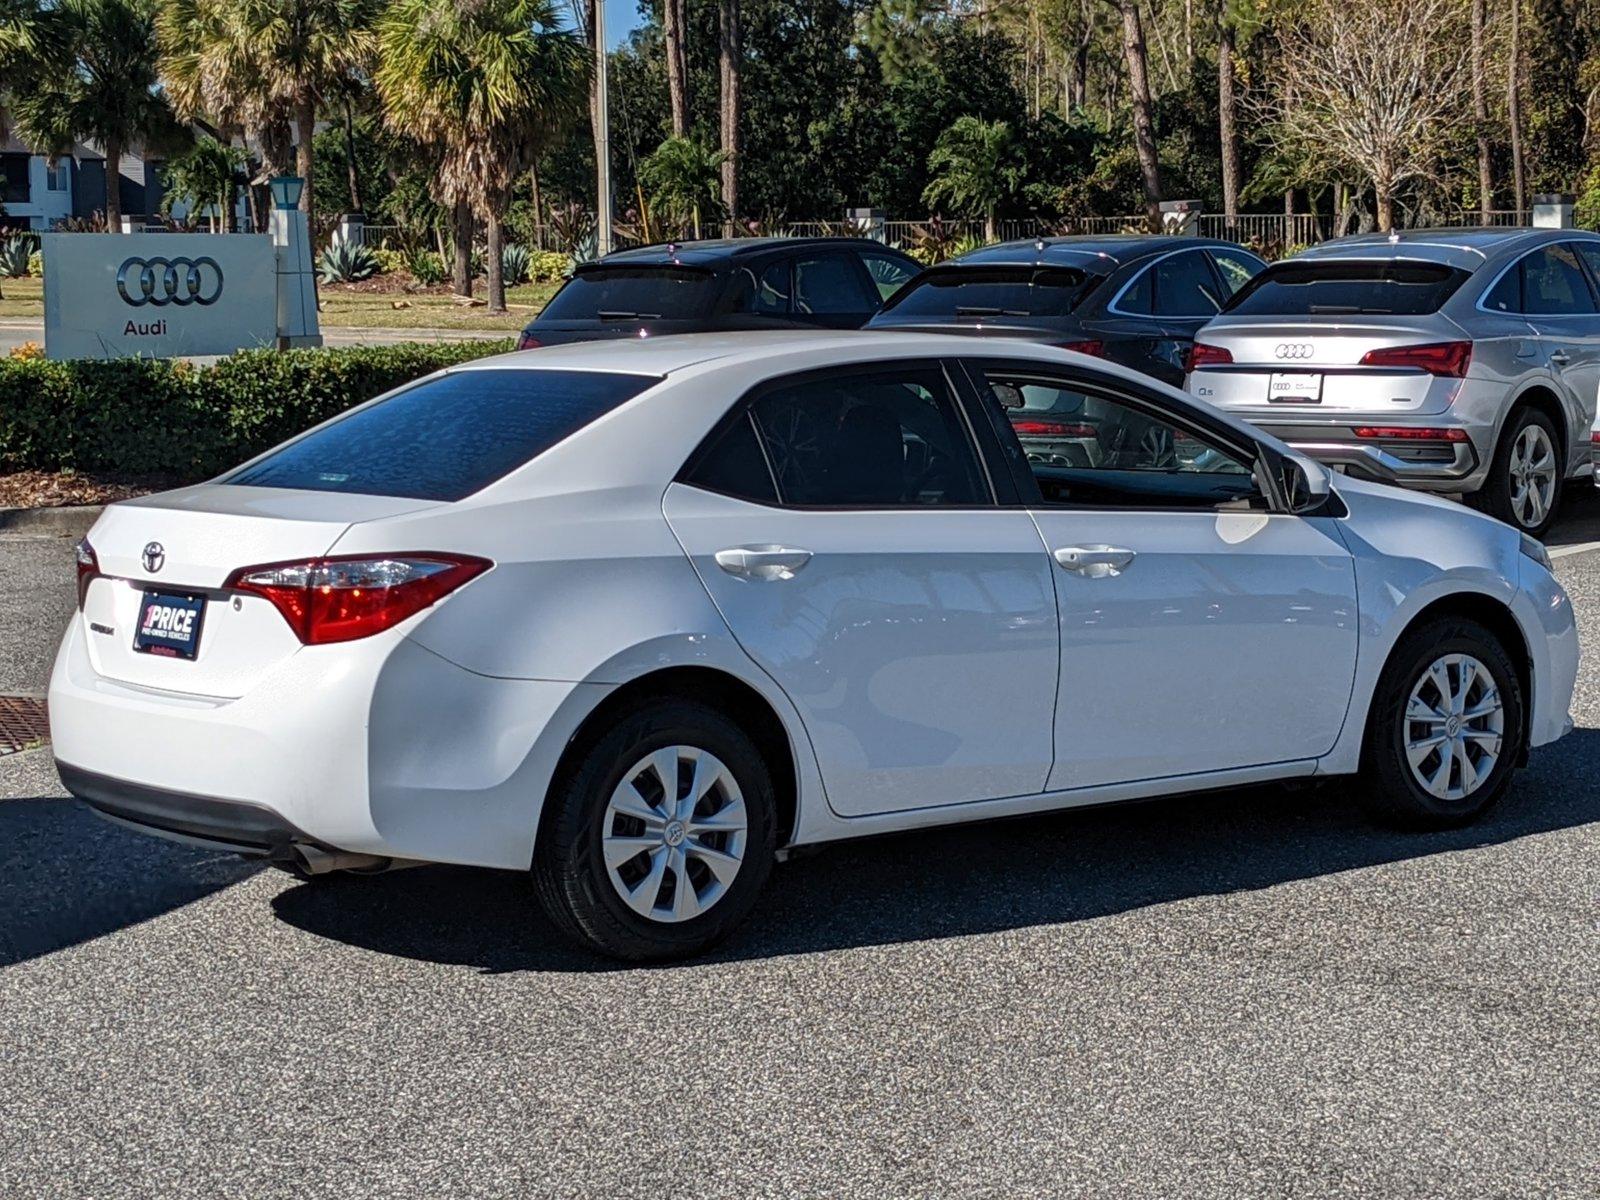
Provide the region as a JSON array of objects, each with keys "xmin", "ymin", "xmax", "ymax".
[
  {"xmin": 866, "ymin": 235, "xmax": 1267, "ymax": 387},
  {"xmin": 517, "ymin": 237, "xmax": 922, "ymax": 349}
]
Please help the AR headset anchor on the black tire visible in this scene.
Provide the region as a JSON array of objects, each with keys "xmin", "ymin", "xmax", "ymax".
[
  {"xmin": 532, "ymin": 698, "xmax": 777, "ymax": 961},
  {"xmin": 1470, "ymin": 407, "xmax": 1563, "ymax": 537},
  {"xmin": 1358, "ymin": 617, "xmax": 1524, "ymax": 829}
]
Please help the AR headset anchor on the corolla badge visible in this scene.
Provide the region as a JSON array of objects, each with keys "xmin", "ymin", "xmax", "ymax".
[{"xmin": 142, "ymin": 542, "xmax": 166, "ymax": 573}]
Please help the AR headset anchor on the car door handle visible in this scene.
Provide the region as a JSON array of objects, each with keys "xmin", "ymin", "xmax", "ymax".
[
  {"xmin": 1053, "ymin": 545, "xmax": 1136, "ymax": 577},
  {"xmin": 1550, "ymin": 349, "xmax": 1571, "ymax": 365},
  {"xmin": 714, "ymin": 545, "xmax": 813, "ymax": 581}
]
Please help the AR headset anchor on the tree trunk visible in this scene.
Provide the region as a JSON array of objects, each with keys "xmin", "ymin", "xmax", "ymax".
[
  {"xmin": 1284, "ymin": 188, "xmax": 1294, "ymax": 216},
  {"xmin": 719, "ymin": 0, "xmax": 741, "ymax": 234},
  {"xmin": 486, "ymin": 210, "xmax": 506, "ymax": 313},
  {"xmin": 1472, "ymin": 0, "xmax": 1492, "ymax": 220},
  {"xmin": 1377, "ymin": 186, "xmax": 1395, "ymax": 233},
  {"xmin": 104, "ymin": 132, "xmax": 123, "ymax": 232},
  {"xmin": 985, "ymin": 207, "xmax": 997, "ymax": 243},
  {"xmin": 664, "ymin": 0, "xmax": 689, "ymax": 137},
  {"xmin": 584, "ymin": 0, "xmax": 603, "ymax": 247},
  {"xmin": 1509, "ymin": 0, "xmax": 1525, "ymax": 215},
  {"xmin": 529, "ymin": 163, "xmax": 544, "ymax": 249},
  {"xmin": 1113, "ymin": 0, "xmax": 1162, "ymax": 229},
  {"xmin": 293, "ymin": 96, "xmax": 315, "ymax": 217},
  {"xmin": 1217, "ymin": 17, "xmax": 1239, "ymax": 234},
  {"xmin": 452, "ymin": 198, "xmax": 473, "ymax": 297},
  {"xmin": 342, "ymin": 96, "xmax": 363, "ymax": 214}
]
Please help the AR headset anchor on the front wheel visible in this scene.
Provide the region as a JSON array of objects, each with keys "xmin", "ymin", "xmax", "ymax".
[
  {"xmin": 1471, "ymin": 408, "xmax": 1563, "ymax": 537},
  {"xmin": 1358, "ymin": 618, "xmax": 1525, "ymax": 829},
  {"xmin": 533, "ymin": 699, "xmax": 777, "ymax": 961}
]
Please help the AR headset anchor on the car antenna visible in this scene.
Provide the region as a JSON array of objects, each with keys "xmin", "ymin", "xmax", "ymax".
[{"xmin": 667, "ymin": 241, "xmax": 681, "ymax": 264}]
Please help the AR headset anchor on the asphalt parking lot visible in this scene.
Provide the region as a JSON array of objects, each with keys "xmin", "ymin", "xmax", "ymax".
[{"xmin": 3, "ymin": 496, "xmax": 1598, "ymax": 1198}]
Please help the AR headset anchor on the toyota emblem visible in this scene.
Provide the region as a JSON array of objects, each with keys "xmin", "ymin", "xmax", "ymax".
[
  {"xmin": 142, "ymin": 542, "xmax": 166, "ymax": 573},
  {"xmin": 116, "ymin": 257, "xmax": 224, "ymax": 308},
  {"xmin": 1274, "ymin": 343, "xmax": 1314, "ymax": 360}
]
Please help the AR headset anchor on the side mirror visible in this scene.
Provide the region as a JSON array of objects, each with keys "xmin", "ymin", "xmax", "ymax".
[{"xmin": 1278, "ymin": 450, "xmax": 1334, "ymax": 514}]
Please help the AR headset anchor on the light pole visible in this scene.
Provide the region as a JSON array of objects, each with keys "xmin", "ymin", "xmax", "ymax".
[{"xmin": 595, "ymin": 0, "xmax": 613, "ymax": 257}]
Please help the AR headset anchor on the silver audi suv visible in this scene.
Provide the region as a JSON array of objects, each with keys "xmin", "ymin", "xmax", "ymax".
[{"xmin": 1185, "ymin": 228, "xmax": 1600, "ymax": 535}]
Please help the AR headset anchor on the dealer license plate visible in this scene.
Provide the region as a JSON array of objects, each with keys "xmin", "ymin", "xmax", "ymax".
[
  {"xmin": 133, "ymin": 591, "xmax": 207, "ymax": 660},
  {"xmin": 1268, "ymin": 372, "xmax": 1323, "ymax": 403}
]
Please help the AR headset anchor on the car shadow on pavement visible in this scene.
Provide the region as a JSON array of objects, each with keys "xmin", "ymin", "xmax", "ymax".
[
  {"xmin": 268, "ymin": 726, "xmax": 1600, "ymax": 973},
  {"xmin": 0, "ymin": 794, "xmax": 261, "ymax": 967}
]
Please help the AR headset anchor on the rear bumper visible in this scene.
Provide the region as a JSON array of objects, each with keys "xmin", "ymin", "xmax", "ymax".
[
  {"xmin": 59, "ymin": 761, "xmax": 327, "ymax": 858},
  {"xmin": 1278, "ymin": 434, "xmax": 1480, "ymax": 488}
]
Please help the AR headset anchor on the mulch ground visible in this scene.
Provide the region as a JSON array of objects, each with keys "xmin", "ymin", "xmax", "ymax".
[{"xmin": 0, "ymin": 471, "xmax": 176, "ymax": 508}]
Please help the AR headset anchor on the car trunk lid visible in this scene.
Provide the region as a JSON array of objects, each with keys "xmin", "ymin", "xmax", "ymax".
[{"xmin": 80, "ymin": 486, "xmax": 441, "ymax": 698}]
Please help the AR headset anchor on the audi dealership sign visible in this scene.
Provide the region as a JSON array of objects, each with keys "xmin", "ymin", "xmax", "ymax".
[{"xmin": 43, "ymin": 232, "xmax": 278, "ymax": 360}]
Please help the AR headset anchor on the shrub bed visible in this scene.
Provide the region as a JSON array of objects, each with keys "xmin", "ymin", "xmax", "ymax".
[{"xmin": 0, "ymin": 340, "xmax": 513, "ymax": 479}]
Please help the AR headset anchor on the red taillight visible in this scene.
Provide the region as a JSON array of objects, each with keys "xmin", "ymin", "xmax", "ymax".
[
  {"xmin": 516, "ymin": 332, "xmax": 542, "ymax": 350},
  {"xmin": 1011, "ymin": 419, "xmax": 1097, "ymax": 438},
  {"xmin": 1358, "ymin": 341, "xmax": 1472, "ymax": 377},
  {"xmin": 74, "ymin": 538, "xmax": 99, "ymax": 610},
  {"xmin": 1353, "ymin": 426, "xmax": 1470, "ymax": 442},
  {"xmin": 1185, "ymin": 342, "xmax": 1233, "ymax": 371},
  {"xmin": 224, "ymin": 554, "xmax": 492, "ymax": 644},
  {"xmin": 1056, "ymin": 340, "xmax": 1105, "ymax": 357}
]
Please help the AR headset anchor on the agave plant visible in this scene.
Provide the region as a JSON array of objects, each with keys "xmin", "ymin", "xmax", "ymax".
[
  {"xmin": 501, "ymin": 244, "xmax": 531, "ymax": 286},
  {"xmin": 0, "ymin": 235, "xmax": 32, "ymax": 278},
  {"xmin": 317, "ymin": 241, "xmax": 379, "ymax": 284}
]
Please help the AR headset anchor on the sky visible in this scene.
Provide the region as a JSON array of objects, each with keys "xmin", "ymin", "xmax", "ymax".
[{"xmin": 602, "ymin": 0, "xmax": 644, "ymax": 48}]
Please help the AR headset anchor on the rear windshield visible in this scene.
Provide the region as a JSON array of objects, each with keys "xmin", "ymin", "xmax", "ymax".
[
  {"xmin": 225, "ymin": 369, "xmax": 657, "ymax": 501},
  {"xmin": 1223, "ymin": 260, "xmax": 1471, "ymax": 316},
  {"xmin": 539, "ymin": 266, "xmax": 721, "ymax": 321},
  {"xmin": 878, "ymin": 266, "xmax": 1100, "ymax": 319}
]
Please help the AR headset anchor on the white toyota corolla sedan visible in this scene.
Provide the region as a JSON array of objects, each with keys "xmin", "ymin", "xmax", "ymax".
[{"xmin": 50, "ymin": 332, "xmax": 1578, "ymax": 960}]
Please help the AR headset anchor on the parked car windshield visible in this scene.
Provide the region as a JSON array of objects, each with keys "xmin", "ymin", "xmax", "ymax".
[
  {"xmin": 539, "ymin": 266, "xmax": 722, "ymax": 321},
  {"xmin": 1222, "ymin": 260, "xmax": 1471, "ymax": 316},
  {"xmin": 877, "ymin": 266, "xmax": 1100, "ymax": 318},
  {"xmin": 226, "ymin": 370, "xmax": 657, "ymax": 501}
]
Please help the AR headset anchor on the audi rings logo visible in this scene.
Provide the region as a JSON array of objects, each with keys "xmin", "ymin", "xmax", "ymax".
[
  {"xmin": 116, "ymin": 256, "xmax": 224, "ymax": 307},
  {"xmin": 1274, "ymin": 342, "xmax": 1315, "ymax": 360}
]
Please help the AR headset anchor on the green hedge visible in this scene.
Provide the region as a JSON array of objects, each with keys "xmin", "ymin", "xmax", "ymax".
[{"xmin": 0, "ymin": 340, "xmax": 514, "ymax": 478}]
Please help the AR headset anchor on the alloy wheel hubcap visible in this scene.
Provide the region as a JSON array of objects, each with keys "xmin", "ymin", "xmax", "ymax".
[
  {"xmin": 1507, "ymin": 425, "xmax": 1556, "ymax": 529},
  {"xmin": 602, "ymin": 744, "xmax": 748, "ymax": 923},
  {"xmin": 1403, "ymin": 653, "xmax": 1505, "ymax": 802}
]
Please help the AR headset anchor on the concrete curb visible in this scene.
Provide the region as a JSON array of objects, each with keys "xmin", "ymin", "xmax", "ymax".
[{"xmin": 0, "ymin": 505, "xmax": 101, "ymax": 537}]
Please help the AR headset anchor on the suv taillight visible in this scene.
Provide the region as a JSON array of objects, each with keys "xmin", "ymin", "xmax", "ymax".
[
  {"xmin": 1185, "ymin": 342, "xmax": 1233, "ymax": 371},
  {"xmin": 1358, "ymin": 341, "xmax": 1472, "ymax": 377},
  {"xmin": 74, "ymin": 538, "xmax": 99, "ymax": 610},
  {"xmin": 224, "ymin": 554, "xmax": 492, "ymax": 644},
  {"xmin": 516, "ymin": 332, "xmax": 542, "ymax": 350}
]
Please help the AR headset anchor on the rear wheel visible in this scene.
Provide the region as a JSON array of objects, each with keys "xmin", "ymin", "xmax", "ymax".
[
  {"xmin": 1471, "ymin": 407, "xmax": 1562, "ymax": 536},
  {"xmin": 1358, "ymin": 618, "xmax": 1524, "ymax": 828},
  {"xmin": 533, "ymin": 699, "xmax": 776, "ymax": 961}
]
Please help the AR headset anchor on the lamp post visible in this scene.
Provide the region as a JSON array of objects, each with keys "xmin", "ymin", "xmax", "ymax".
[
  {"xmin": 269, "ymin": 175, "xmax": 322, "ymax": 350},
  {"xmin": 595, "ymin": 0, "xmax": 612, "ymax": 257}
]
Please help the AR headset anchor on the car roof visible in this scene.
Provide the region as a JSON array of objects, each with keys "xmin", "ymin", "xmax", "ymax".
[
  {"xmin": 948, "ymin": 235, "xmax": 1245, "ymax": 270},
  {"xmin": 1295, "ymin": 227, "xmax": 1599, "ymax": 269},
  {"xmin": 588, "ymin": 237, "xmax": 907, "ymax": 268}
]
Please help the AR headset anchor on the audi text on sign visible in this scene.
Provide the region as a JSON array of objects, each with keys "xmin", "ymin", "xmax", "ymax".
[{"xmin": 41, "ymin": 232, "xmax": 278, "ymax": 360}]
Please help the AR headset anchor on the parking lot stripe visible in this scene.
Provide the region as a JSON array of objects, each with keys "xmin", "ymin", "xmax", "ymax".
[{"xmin": 1550, "ymin": 539, "xmax": 1600, "ymax": 559}]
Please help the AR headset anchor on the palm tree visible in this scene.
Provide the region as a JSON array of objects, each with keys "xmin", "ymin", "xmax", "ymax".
[
  {"xmin": 639, "ymin": 136, "xmax": 728, "ymax": 239},
  {"xmin": 160, "ymin": 138, "xmax": 247, "ymax": 228},
  {"xmin": 922, "ymin": 116, "xmax": 1023, "ymax": 243},
  {"xmin": 10, "ymin": 0, "xmax": 185, "ymax": 232},
  {"xmin": 377, "ymin": 0, "xmax": 585, "ymax": 312},
  {"xmin": 718, "ymin": 0, "xmax": 741, "ymax": 233},
  {"xmin": 239, "ymin": 0, "xmax": 377, "ymax": 216},
  {"xmin": 157, "ymin": 0, "xmax": 294, "ymax": 230},
  {"xmin": 1, "ymin": 0, "xmax": 66, "ymax": 129}
]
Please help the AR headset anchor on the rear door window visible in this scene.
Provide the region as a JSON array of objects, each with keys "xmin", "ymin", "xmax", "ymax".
[
  {"xmin": 793, "ymin": 252, "xmax": 879, "ymax": 314},
  {"xmin": 540, "ymin": 266, "xmax": 721, "ymax": 321},
  {"xmin": 1147, "ymin": 251, "xmax": 1227, "ymax": 317},
  {"xmin": 226, "ymin": 370, "xmax": 657, "ymax": 501},
  {"xmin": 877, "ymin": 266, "xmax": 1098, "ymax": 319},
  {"xmin": 1223, "ymin": 260, "xmax": 1472, "ymax": 316},
  {"xmin": 1518, "ymin": 244, "xmax": 1597, "ymax": 315}
]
